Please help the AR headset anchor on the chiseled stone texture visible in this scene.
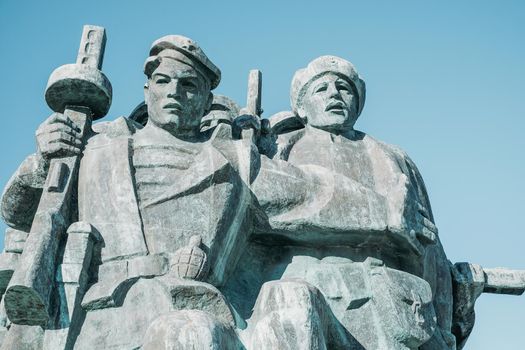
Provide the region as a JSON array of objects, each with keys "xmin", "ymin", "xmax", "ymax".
[{"xmin": 0, "ymin": 28, "xmax": 523, "ymax": 350}]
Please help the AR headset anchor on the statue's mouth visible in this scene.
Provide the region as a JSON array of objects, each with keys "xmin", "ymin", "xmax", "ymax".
[
  {"xmin": 164, "ymin": 102, "xmax": 183, "ymax": 111},
  {"xmin": 325, "ymin": 101, "xmax": 345, "ymax": 113}
]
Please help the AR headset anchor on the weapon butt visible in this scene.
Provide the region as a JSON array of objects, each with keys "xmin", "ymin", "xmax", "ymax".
[
  {"xmin": 4, "ymin": 285, "xmax": 48, "ymax": 326},
  {"xmin": 246, "ymin": 69, "xmax": 262, "ymax": 116},
  {"xmin": 483, "ymin": 268, "xmax": 525, "ymax": 296}
]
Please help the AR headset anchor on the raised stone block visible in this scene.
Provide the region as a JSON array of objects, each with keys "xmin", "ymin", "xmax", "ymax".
[
  {"xmin": 42, "ymin": 329, "xmax": 68, "ymax": 350},
  {"xmin": 56, "ymin": 263, "xmax": 88, "ymax": 286},
  {"xmin": 62, "ymin": 236, "xmax": 93, "ymax": 265},
  {"xmin": 127, "ymin": 254, "xmax": 168, "ymax": 279},
  {"xmin": 4, "ymin": 228, "xmax": 28, "ymax": 254},
  {"xmin": 0, "ymin": 253, "xmax": 19, "ymax": 296},
  {"xmin": 0, "ymin": 324, "xmax": 44, "ymax": 350},
  {"xmin": 484, "ymin": 267, "xmax": 525, "ymax": 295}
]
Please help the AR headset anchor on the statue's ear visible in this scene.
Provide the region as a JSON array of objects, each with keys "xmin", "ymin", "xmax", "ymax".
[
  {"xmin": 204, "ymin": 92, "xmax": 213, "ymax": 115},
  {"xmin": 297, "ymin": 106, "xmax": 308, "ymax": 125},
  {"xmin": 143, "ymin": 82, "xmax": 150, "ymax": 106}
]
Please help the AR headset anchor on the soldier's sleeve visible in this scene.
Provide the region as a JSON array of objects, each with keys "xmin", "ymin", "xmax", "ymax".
[
  {"xmin": 402, "ymin": 152, "xmax": 434, "ymax": 222},
  {"xmin": 384, "ymin": 144, "xmax": 433, "ymax": 220},
  {"xmin": 251, "ymin": 153, "xmax": 389, "ymax": 242},
  {"xmin": 1, "ymin": 154, "xmax": 47, "ymax": 231},
  {"xmin": 389, "ymin": 146, "xmax": 456, "ymax": 349},
  {"xmin": 0, "ymin": 116, "xmax": 141, "ymax": 233}
]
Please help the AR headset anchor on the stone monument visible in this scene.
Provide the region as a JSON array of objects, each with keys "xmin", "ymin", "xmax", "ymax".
[{"xmin": 0, "ymin": 25, "xmax": 523, "ymax": 350}]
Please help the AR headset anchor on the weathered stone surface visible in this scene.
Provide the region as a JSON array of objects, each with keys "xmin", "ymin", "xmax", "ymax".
[
  {"xmin": 75, "ymin": 278, "xmax": 173, "ymax": 349},
  {"xmin": 451, "ymin": 262, "xmax": 525, "ymax": 348},
  {"xmin": 54, "ymin": 222, "xmax": 100, "ymax": 334},
  {"xmin": 483, "ymin": 267, "xmax": 525, "ymax": 295},
  {"xmin": 3, "ymin": 26, "xmax": 111, "ymax": 329},
  {"xmin": 200, "ymin": 95, "xmax": 240, "ymax": 132},
  {"xmin": 42, "ymin": 329, "xmax": 68, "ymax": 350},
  {"xmin": 143, "ymin": 310, "xmax": 243, "ymax": 350},
  {"xmin": 45, "ymin": 25, "xmax": 111, "ymax": 119},
  {"xmin": 243, "ymin": 279, "xmax": 354, "ymax": 349},
  {"xmin": 0, "ymin": 25, "xmax": 523, "ymax": 350},
  {"xmin": 0, "ymin": 325, "xmax": 44, "ymax": 350},
  {"xmin": 162, "ymin": 277, "xmax": 236, "ymax": 326},
  {"xmin": 81, "ymin": 255, "xmax": 168, "ymax": 311},
  {"xmin": 128, "ymin": 254, "xmax": 169, "ymax": 279},
  {"xmin": 0, "ymin": 253, "xmax": 19, "ymax": 297},
  {"xmin": 4, "ymin": 228, "xmax": 28, "ymax": 254}
]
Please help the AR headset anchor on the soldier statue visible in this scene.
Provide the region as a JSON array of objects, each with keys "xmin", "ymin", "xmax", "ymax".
[{"xmin": 0, "ymin": 26, "xmax": 523, "ymax": 350}]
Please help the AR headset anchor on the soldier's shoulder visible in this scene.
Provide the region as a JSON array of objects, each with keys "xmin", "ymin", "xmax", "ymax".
[
  {"xmin": 85, "ymin": 117, "xmax": 141, "ymax": 150},
  {"xmin": 92, "ymin": 116, "xmax": 143, "ymax": 138},
  {"xmin": 274, "ymin": 128, "xmax": 306, "ymax": 160},
  {"xmin": 362, "ymin": 132, "xmax": 411, "ymax": 161}
]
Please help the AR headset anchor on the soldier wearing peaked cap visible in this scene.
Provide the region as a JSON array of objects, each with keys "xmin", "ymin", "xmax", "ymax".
[
  {"xmin": 1, "ymin": 35, "xmax": 253, "ymax": 349},
  {"xmin": 145, "ymin": 35, "xmax": 221, "ymax": 89}
]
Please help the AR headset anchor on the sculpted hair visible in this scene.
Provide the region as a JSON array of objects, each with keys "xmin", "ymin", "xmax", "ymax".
[
  {"xmin": 143, "ymin": 54, "xmax": 211, "ymax": 92},
  {"xmin": 144, "ymin": 55, "xmax": 162, "ymax": 80}
]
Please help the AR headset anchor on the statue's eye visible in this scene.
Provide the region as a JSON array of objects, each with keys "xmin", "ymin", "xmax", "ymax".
[
  {"xmin": 182, "ymin": 80, "xmax": 198, "ymax": 90},
  {"xmin": 313, "ymin": 83, "xmax": 327, "ymax": 93},
  {"xmin": 337, "ymin": 82, "xmax": 351, "ymax": 92},
  {"xmin": 154, "ymin": 76, "xmax": 170, "ymax": 84}
]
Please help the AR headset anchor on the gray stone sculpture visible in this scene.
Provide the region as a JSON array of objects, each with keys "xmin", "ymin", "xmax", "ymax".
[{"xmin": 0, "ymin": 25, "xmax": 523, "ymax": 350}]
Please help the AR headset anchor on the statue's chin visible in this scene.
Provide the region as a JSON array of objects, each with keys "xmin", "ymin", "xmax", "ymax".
[
  {"xmin": 147, "ymin": 112, "xmax": 198, "ymax": 132},
  {"xmin": 310, "ymin": 122, "xmax": 351, "ymax": 135}
]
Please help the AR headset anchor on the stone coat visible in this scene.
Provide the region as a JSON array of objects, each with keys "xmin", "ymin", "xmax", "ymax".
[
  {"xmin": 232, "ymin": 125, "xmax": 456, "ymax": 349},
  {"xmin": 1, "ymin": 118, "xmax": 253, "ymax": 286},
  {"xmin": 0, "ymin": 118, "xmax": 259, "ymax": 348}
]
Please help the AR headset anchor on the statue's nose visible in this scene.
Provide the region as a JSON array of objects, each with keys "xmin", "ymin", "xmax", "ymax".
[
  {"xmin": 327, "ymin": 83, "xmax": 341, "ymax": 98},
  {"xmin": 167, "ymin": 80, "xmax": 182, "ymax": 99}
]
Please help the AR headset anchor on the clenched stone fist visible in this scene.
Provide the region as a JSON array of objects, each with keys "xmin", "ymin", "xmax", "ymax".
[{"xmin": 36, "ymin": 113, "xmax": 84, "ymax": 165}]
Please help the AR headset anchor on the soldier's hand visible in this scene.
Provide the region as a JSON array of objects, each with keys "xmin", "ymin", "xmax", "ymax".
[
  {"xmin": 412, "ymin": 202, "xmax": 438, "ymax": 245},
  {"xmin": 387, "ymin": 172, "xmax": 438, "ymax": 256},
  {"xmin": 36, "ymin": 113, "xmax": 83, "ymax": 163},
  {"xmin": 232, "ymin": 108, "xmax": 261, "ymax": 140},
  {"xmin": 396, "ymin": 202, "xmax": 438, "ymax": 256}
]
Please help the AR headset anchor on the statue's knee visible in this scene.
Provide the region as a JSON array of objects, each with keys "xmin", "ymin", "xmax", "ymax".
[
  {"xmin": 142, "ymin": 310, "xmax": 241, "ymax": 350},
  {"xmin": 254, "ymin": 278, "xmax": 325, "ymax": 315},
  {"xmin": 247, "ymin": 279, "xmax": 331, "ymax": 350}
]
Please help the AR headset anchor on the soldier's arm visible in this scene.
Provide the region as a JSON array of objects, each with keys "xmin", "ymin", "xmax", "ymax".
[
  {"xmin": 248, "ymin": 131, "xmax": 442, "ymax": 258},
  {"xmin": 383, "ymin": 146, "xmax": 439, "ymax": 250},
  {"xmin": 383, "ymin": 146, "xmax": 458, "ymax": 346},
  {"xmin": 1, "ymin": 154, "xmax": 47, "ymax": 231},
  {"xmin": 251, "ymin": 154, "xmax": 390, "ymax": 243},
  {"xmin": 1, "ymin": 111, "xmax": 92, "ymax": 231}
]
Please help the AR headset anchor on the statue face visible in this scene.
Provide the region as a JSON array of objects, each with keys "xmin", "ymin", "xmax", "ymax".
[
  {"xmin": 299, "ymin": 73, "xmax": 358, "ymax": 134},
  {"xmin": 145, "ymin": 58, "xmax": 211, "ymax": 136}
]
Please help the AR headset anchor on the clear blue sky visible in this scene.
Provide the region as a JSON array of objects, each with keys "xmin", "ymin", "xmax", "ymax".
[{"xmin": 0, "ymin": 1, "xmax": 523, "ymax": 348}]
